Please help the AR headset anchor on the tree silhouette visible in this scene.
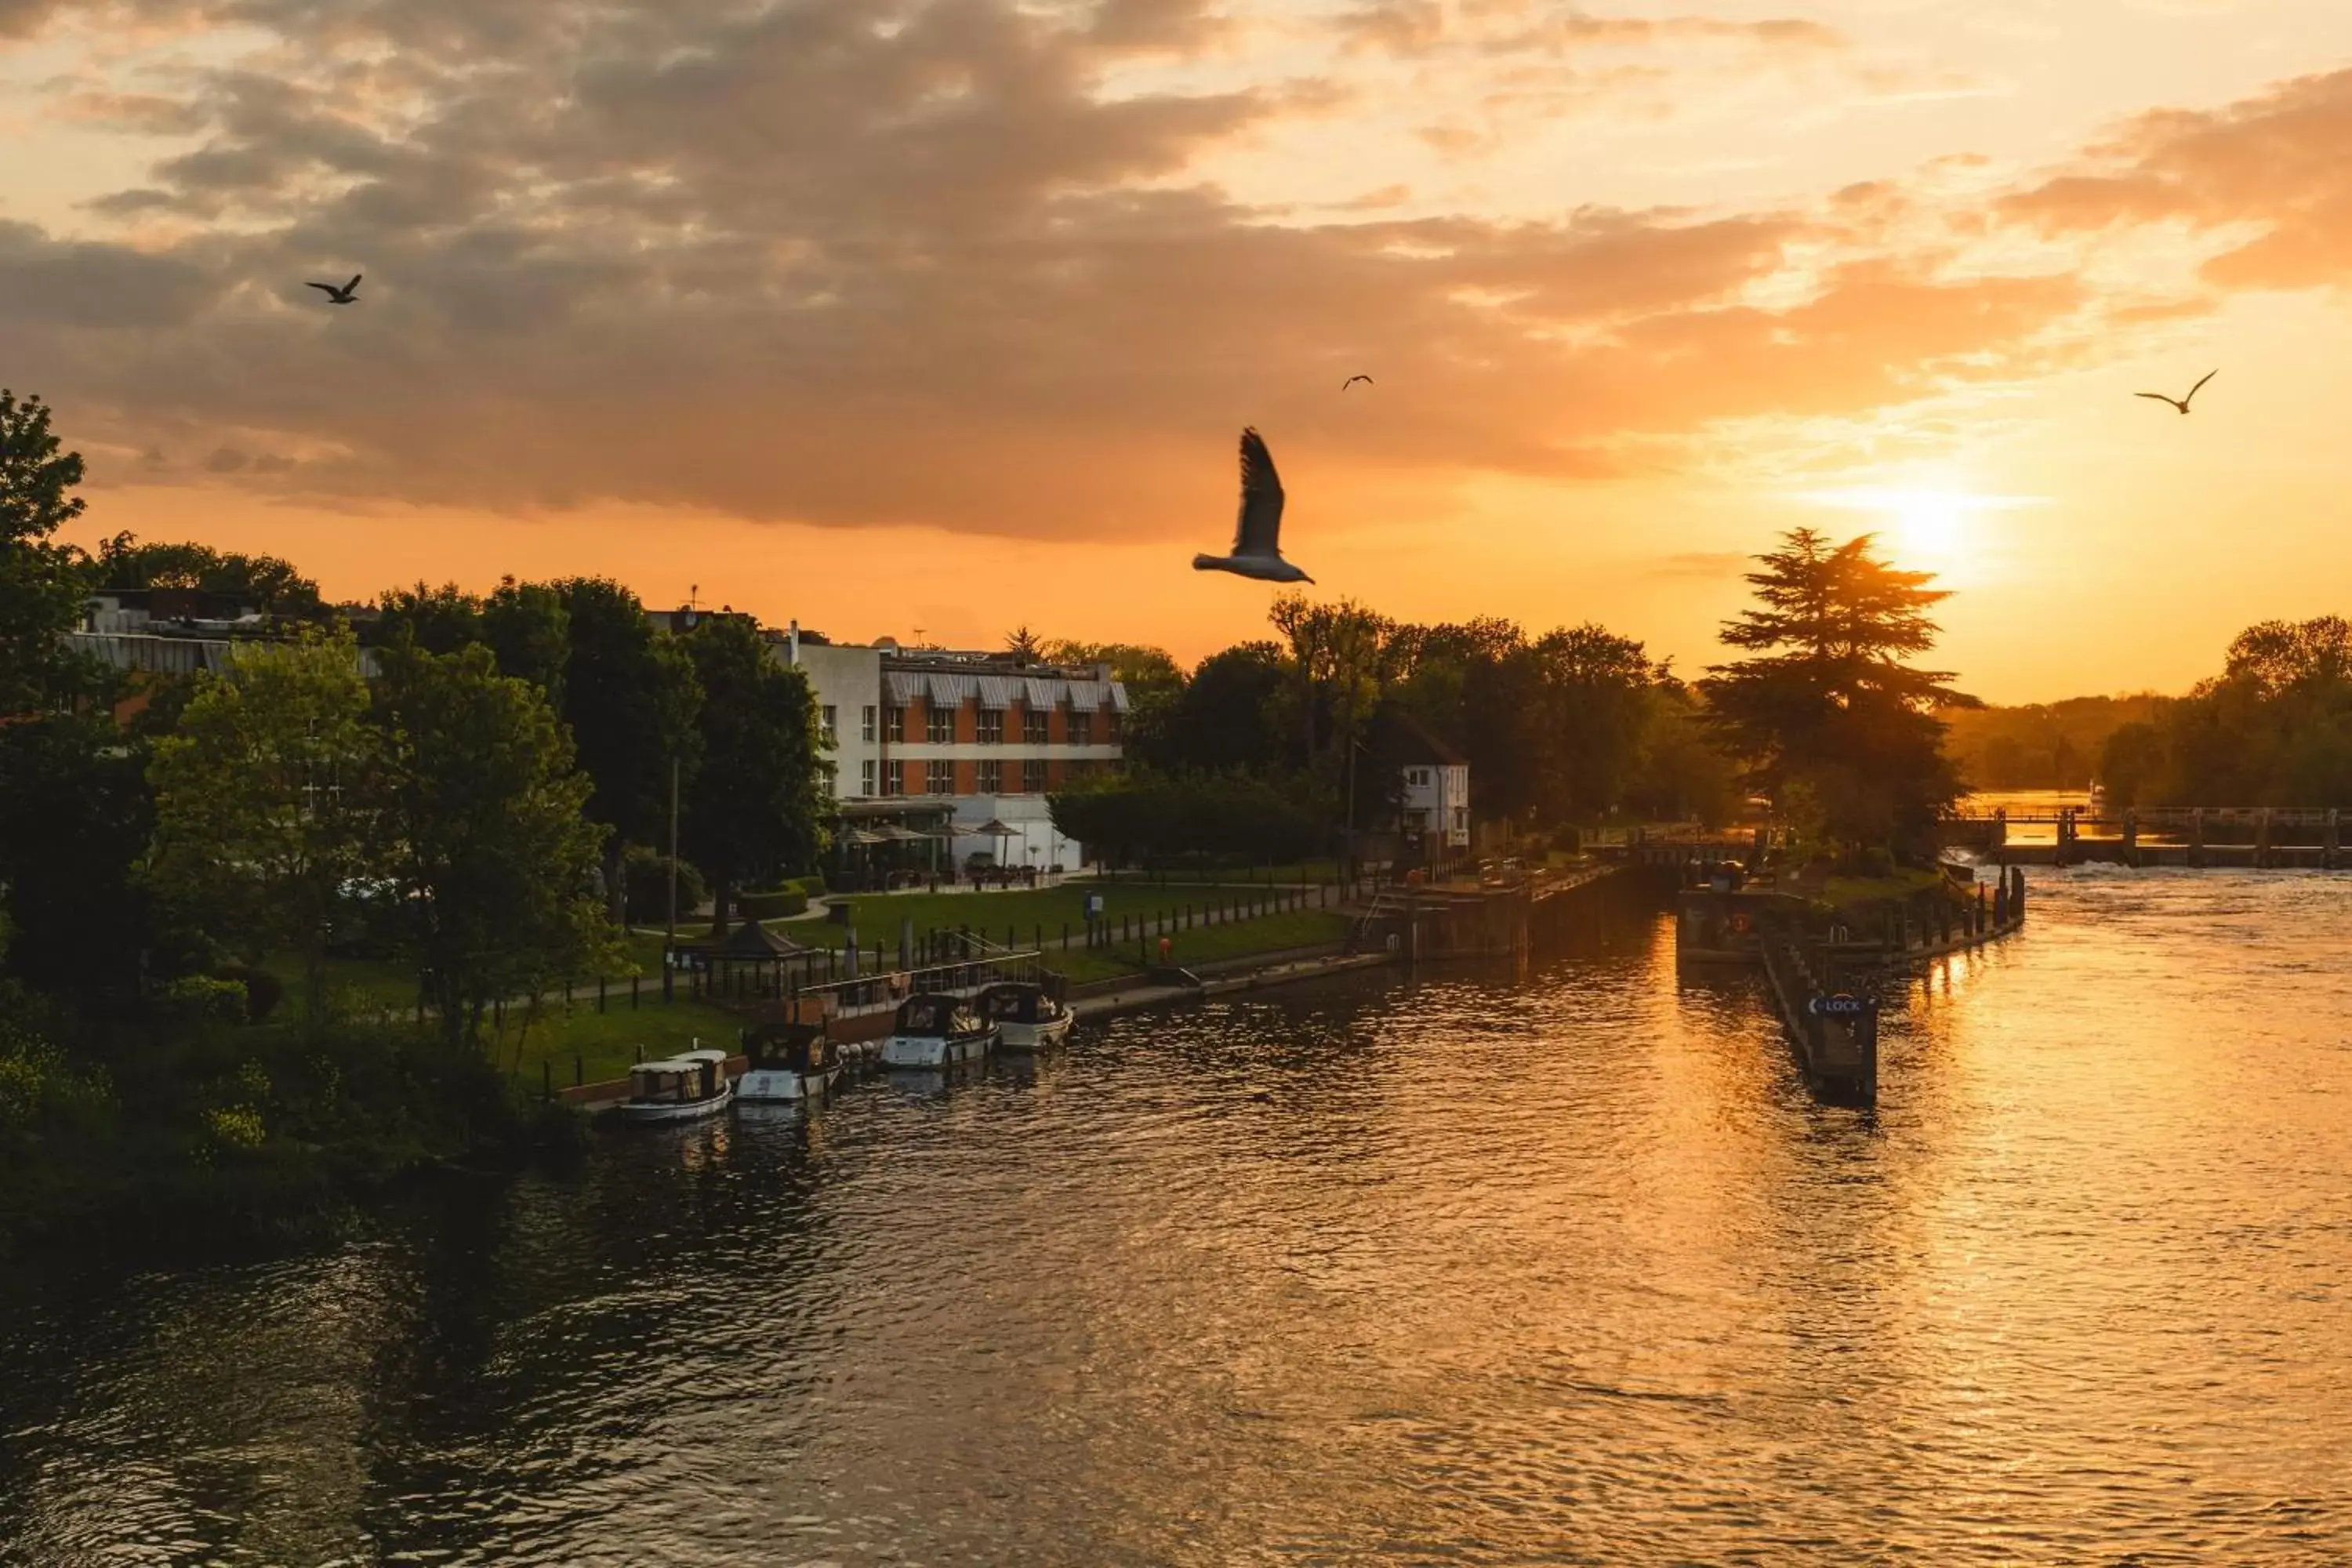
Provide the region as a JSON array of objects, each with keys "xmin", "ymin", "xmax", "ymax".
[{"xmin": 1700, "ymin": 528, "xmax": 1976, "ymax": 861}]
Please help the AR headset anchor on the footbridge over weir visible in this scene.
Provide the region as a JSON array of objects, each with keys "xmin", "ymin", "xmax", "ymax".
[{"xmin": 1940, "ymin": 805, "xmax": 2350, "ymax": 868}]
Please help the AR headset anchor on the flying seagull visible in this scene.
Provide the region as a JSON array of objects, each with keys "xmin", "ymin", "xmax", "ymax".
[
  {"xmin": 306, "ymin": 274, "xmax": 363, "ymax": 305},
  {"xmin": 2136, "ymin": 368, "xmax": 2216, "ymax": 415},
  {"xmin": 1192, "ymin": 426, "xmax": 1312, "ymax": 584},
  {"xmin": 1342, "ymin": 374, "xmax": 1374, "ymax": 390}
]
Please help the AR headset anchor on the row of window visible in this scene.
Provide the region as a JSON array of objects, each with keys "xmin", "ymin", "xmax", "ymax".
[
  {"xmin": 848, "ymin": 704, "xmax": 1109, "ymax": 746},
  {"xmin": 855, "ymin": 757, "xmax": 1103, "ymax": 797}
]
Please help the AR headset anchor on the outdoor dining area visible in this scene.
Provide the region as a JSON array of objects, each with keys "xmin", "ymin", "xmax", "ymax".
[{"xmin": 826, "ymin": 800, "xmax": 1044, "ymax": 893}]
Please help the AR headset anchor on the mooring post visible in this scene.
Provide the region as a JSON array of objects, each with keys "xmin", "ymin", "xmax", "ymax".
[
  {"xmin": 2328, "ymin": 810, "xmax": 2341, "ymax": 872},
  {"xmin": 2123, "ymin": 809, "xmax": 2140, "ymax": 869},
  {"xmin": 2257, "ymin": 809, "xmax": 2274, "ymax": 869},
  {"xmin": 2190, "ymin": 809, "xmax": 2206, "ymax": 869},
  {"xmin": 1859, "ymin": 1004, "xmax": 1878, "ymax": 1105}
]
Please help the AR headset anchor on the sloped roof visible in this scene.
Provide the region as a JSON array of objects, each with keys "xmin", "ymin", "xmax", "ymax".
[{"xmin": 1392, "ymin": 713, "xmax": 1468, "ymax": 768}]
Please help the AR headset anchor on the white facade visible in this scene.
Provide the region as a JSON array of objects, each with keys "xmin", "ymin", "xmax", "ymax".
[
  {"xmin": 1402, "ymin": 762, "xmax": 1472, "ymax": 849},
  {"xmin": 790, "ymin": 640, "xmax": 884, "ymax": 802}
]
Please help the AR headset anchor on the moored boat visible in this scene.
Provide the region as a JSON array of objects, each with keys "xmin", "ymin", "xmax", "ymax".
[
  {"xmin": 977, "ymin": 981, "xmax": 1073, "ymax": 1052},
  {"xmin": 622, "ymin": 1047, "xmax": 733, "ymax": 1123},
  {"xmin": 880, "ymin": 994, "xmax": 996, "ymax": 1069},
  {"xmin": 736, "ymin": 1018, "xmax": 846, "ymax": 1103}
]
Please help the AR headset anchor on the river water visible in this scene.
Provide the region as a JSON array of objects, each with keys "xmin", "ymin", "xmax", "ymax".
[{"xmin": 4, "ymin": 870, "xmax": 2349, "ymax": 1566}]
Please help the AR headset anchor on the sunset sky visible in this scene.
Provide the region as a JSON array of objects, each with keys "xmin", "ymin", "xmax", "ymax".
[{"xmin": 9, "ymin": 0, "xmax": 2352, "ymax": 700}]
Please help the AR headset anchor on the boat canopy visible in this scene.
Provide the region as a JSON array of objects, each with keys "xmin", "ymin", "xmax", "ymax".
[
  {"xmin": 895, "ymin": 994, "xmax": 975, "ymax": 1034},
  {"xmin": 978, "ymin": 982, "xmax": 1059, "ymax": 1024},
  {"xmin": 745, "ymin": 1020, "xmax": 830, "ymax": 1071}
]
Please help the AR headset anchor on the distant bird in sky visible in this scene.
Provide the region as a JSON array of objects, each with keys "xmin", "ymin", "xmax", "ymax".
[
  {"xmin": 1342, "ymin": 374, "xmax": 1374, "ymax": 390},
  {"xmin": 307, "ymin": 274, "xmax": 363, "ymax": 305},
  {"xmin": 1192, "ymin": 426, "xmax": 1312, "ymax": 584},
  {"xmin": 2136, "ymin": 369, "xmax": 2216, "ymax": 415}
]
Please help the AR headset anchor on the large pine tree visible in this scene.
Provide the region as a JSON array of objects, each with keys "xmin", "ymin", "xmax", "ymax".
[{"xmin": 1700, "ymin": 528, "xmax": 1976, "ymax": 862}]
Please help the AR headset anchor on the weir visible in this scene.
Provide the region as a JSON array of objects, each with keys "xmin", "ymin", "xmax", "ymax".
[{"xmin": 1941, "ymin": 806, "xmax": 2349, "ymax": 869}]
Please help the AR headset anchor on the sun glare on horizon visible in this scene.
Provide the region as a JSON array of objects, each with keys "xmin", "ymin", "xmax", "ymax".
[{"xmin": 1797, "ymin": 487, "xmax": 2049, "ymax": 584}]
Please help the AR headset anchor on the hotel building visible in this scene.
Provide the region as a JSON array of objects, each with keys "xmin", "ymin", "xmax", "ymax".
[{"xmin": 780, "ymin": 630, "xmax": 1130, "ymax": 876}]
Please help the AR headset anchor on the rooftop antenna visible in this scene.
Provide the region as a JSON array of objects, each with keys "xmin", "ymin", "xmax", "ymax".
[
  {"xmin": 913, "ymin": 626, "xmax": 926, "ymax": 648},
  {"xmin": 689, "ymin": 583, "xmax": 699, "ymax": 612}
]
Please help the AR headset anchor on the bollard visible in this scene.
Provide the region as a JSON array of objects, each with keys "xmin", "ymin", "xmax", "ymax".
[
  {"xmin": 574, "ymin": 1052, "xmax": 583, "ymax": 1086},
  {"xmin": 598, "ymin": 976, "xmax": 607, "ymax": 1014}
]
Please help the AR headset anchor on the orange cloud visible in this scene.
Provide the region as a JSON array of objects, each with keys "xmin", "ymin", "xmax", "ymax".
[{"xmin": 2002, "ymin": 68, "xmax": 2352, "ymax": 293}]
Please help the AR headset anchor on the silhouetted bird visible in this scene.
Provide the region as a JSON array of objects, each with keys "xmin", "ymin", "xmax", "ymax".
[
  {"xmin": 2136, "ymin": 368, "xmax": 2215, "ymax": 415},
  {"xmin": 1192, "ymin": 427, "xmax": 1312, "ymax": 584},
  {"xmin": 1342, "ymin": 375, "xmax": 1374, "ymax": 390},
  {"xmin": 307, "ymin": 274, "xmax": 363, "ymax": 305}
]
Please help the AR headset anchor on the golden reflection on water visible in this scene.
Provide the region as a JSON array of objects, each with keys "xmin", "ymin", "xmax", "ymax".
[{"xmin": 3, "ymin": 869, "xmax": 2350, "ymax": 1564}]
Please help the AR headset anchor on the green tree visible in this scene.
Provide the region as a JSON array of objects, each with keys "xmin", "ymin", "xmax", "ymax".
[
  {"xmin": 2151, "ymin": 616, "xmax": 2352, "ymax": 807},
  {"xmin": 1528, "ymin": 624, "xmax": 1657, "ymax": 819},
  {"xmin": 372, "ymin": 643, "xmax": 615, "ymax": 1047},
  {"xmin": 555, "ymin": 579, "xmax": 702, "ymax": 924},
  {"xmin": 1628, "ymin": 681, "xmax": 1742, "ymax": 826},
  {"xmin": 678, "ymin": 616, "xmax": 828, "ymax": 932},
  {"xmin": 147, "ymin": 632, "xmax": 378, "ymax": 1033},
  {"xmin": 481, "ymin": 577, "xmax": 570, "ymax": 701},
  {"xmin": 0, "ymin": 389, "xmax": 92, "ymax": 715},
  {"xmin": 0, "ymin": 712, "xmax": 162, "ymax": 1005},
  {"xmin": 94, "ymin": 532, "xmax": 325, "ymax": 616},
  {"xmin": 2098, "ymin": 720, "xmax": 2166, "ymax": 809},
  {"xmin": 1700, "ymin": 528, "xmax": 1976, "ymax": 862},
  {"xmin": 376, "ymin": 582, "xmax": 484, "ymax": 655},
  {"xmin": 1155, "ymin": 641, "xmax": 1289, "ymax": 774}
]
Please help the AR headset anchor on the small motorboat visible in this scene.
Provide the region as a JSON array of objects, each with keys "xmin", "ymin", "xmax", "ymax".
[
  {"xmin": 736, "ymin": 1017, "xmax": 846, "ymax": 1104},
  {"xmin": 977, "ymin": 981, "xmax": 1073, "ymax": 1052},
  {"xmin": 880, "ymin": 993, "xmax": 996, "ymax": 1069},
  {"xmin": 622, "ymin": 1047, "xmax": 733, "ymax": 1123}
]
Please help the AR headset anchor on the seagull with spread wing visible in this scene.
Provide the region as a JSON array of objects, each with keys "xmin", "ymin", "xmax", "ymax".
[
  {"xmin": 1342, "ymin": 375, "xmax": 1373, "ymax": 390},
  {"xmin": 1192, "ymin": 427, "xmax": 1312, "ymax": 584},
  {"xmin": 307, "ymin": 274, "xmax": 363, "ymax": 305},
  {"xmin": 2136, "ymin": 369, "xmax": 2215, "ymax": 415}
]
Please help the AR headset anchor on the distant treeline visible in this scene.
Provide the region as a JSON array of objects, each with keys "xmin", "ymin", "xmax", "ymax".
[
  {"xmin": 2102, "ymin": 617, "xmax": 2352, "ymax": 808},
  {"xmin": 1947, "ymin": 616, "xmax": 2352, "ymax": 808},
  {"xmin": 1943, "ymin": 695, "xmax": 2164, "ymax": 792}
]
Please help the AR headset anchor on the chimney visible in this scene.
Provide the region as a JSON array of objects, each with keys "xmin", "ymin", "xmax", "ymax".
[{"xmin": 788, "ymin": 619, "xmax": 800, "ymax": 665}]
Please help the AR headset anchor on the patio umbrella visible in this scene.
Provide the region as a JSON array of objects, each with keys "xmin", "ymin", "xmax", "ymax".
[{"xmin": 971, "ymin": 818, "xmax": 1017, "ymax": 869}]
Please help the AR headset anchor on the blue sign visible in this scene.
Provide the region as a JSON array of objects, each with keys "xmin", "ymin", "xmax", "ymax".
[{"xmin": 1808, "ymin": 993, "xmax": 1876, "ymax": 1018}]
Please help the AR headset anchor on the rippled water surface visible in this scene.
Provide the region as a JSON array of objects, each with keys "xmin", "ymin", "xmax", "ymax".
[{"xmin": 5, "ymin": 871, "xmax": 2350, "ymax": 1565}]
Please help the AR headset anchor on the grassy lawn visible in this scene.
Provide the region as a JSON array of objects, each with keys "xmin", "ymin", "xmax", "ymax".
[
  {"xmin": 492, "ymin": 994, "xmax": 746, "ymax": 1088},
  {"xmin": 640, "ymin": 880, "xmax": 1339, "ymax": 963},
  {"xmin": 1815, "ymin": 867, "xmax": 1951, "ymax": 913},
  {"xmin": 267, "ymin": 874, "xmax": 1347, "ymax": 1037},
  {"xmin": 262, "ymin": 954, "xmax": 421, "ymax": 1014}
]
